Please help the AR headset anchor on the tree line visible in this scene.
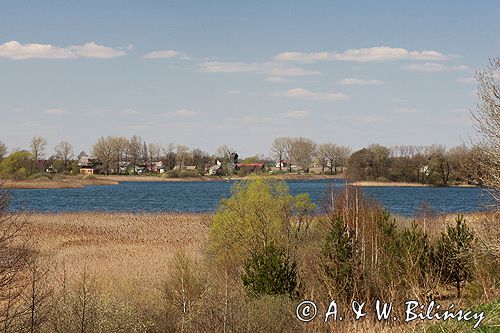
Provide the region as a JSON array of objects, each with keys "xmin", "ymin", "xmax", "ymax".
[{"xmin": 0, "ymin": 135, "xmax": 490, "ymax": 186}]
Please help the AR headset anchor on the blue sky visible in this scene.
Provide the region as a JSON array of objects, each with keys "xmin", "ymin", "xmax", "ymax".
[{"xmin": 1, "ymin": 1, "xmax": 499, "ymax": 157}]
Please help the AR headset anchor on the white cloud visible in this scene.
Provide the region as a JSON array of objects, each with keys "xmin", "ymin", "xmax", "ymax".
[
  {"xmin": 457, "ymin": 77, "xmax": 475, "ymax": 84},
  {"xmin": 268, "ymin": 67, "xmax": 321, "ymax": 76},
  {"xmin": 0, "ymin": 41, "xmax": 126, "ymax": 60},
  {"xmin": 338, "ymin": 78, "xmax": 385, "ymax": 85},
  {"xmin": 264, "ymin": 76, "xmax": 289, "ymax": 83},
  {"xmin": 197, "ymin": 61, "xmax": 320, "ymax": 76},
  {"xmin": 143, "ymin": 50, "xmax": 189, "ymax": 59},
  {"xmin": 198, "ymin": 61, "xmax": 266, "ymax": 73},
  {"xmin": 164, "ymin": 109, "xmax": 198, "ymax": 117},
  {"xmin": 405, "ymin": 63, "xmax": 469, "ymax": 72},
  {"xmin": 44, "ymin": 108, "xmax": 66, "ymax": 114},
  {"xmin": 275, "ymin": 88, "xmax": 349, "ymax": 101},
  {"xmin": 273, "ymin": 46, "xmax": 451, "ymax": 63},
  {"xmin": 282, "ymin": 110, "xmax": 310, "ymax": 118}
]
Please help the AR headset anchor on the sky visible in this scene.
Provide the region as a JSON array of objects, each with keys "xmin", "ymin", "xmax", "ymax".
[{"xmin": 0, "ymin": 0, "xmax": 499, "ymax": 157}]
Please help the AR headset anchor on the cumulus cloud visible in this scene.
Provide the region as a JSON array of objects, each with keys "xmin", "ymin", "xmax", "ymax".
[
  {"xmin": 0, "ymin": 41, "xmax": 126, "ymax": 60},
  {"xmin": 405, "ymin": 63, "xmax": 469, "ymax": 72},
  {"xmin": 143, "ymin": 50, "xmax": 189, "ymax": 59},
  {"xmin": 282, "ymin": 110, "xmax": 310, "ymax": 118},
  {"xmin": 164, "ymin": 109, "xmax": 198, "ymax": 117},
  {"xmin": 338, "ymin": 78, "xmax": 385, "ymax": 85},
  {"xmin": 44, "ymin": 108, "xmax": 66, "ymax": 114},
  {"xmin": 274, "ymin": 88, "xmax": 349, "ymax": 101},
  {"xmin": 273, "ymin": 46, "xmax": 451, "ymax": 63}
]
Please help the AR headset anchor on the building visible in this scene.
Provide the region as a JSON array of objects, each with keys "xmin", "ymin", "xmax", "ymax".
[{"xmin": 77, "ymin": 155, "xmax": 101, "ymax": 175}]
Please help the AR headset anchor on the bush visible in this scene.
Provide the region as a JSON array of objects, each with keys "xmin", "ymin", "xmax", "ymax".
[
  {"xmin": 28, "ymin": 172, "xmax": 53, "ymax": 180},
  {"xmin": 241, "ymin": 243, "xmax": 298, "ymax": 298},
  {"xmin": 321, "ymin": 214, "xmax": 355, "ymax": 303},
  {"xmin": 162, "ymin": 170, "xmax": 179, "ymax": 178},
  {"xmin": 435, "ymin": 215, "xmax": 475, "ymax": 298}
]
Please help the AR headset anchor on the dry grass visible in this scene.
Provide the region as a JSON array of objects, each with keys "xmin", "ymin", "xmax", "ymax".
[{"xmin": 26, "ymin": 212, "xmax": 211, "ymax": 292}]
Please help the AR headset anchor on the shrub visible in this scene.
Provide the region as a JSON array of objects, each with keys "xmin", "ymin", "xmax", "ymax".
[
  {"xmin": 435, "ymin": 215, "xmax": 475, "ymax": 298},
  {"xmin": 241, "ymin": 243, "xmax": 298, "ymax": 298},
  {"xmin": 28, "ymin": 172, "xmax": 52, "ymax": 180},
  {"xmin": 321, "ymin": 214, "xmax": 355, "ymax": 303}
]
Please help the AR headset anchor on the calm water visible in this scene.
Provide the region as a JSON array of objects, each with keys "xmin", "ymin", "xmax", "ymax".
[{"xmin": 5, "ymin": 179, "xmax": 494, "ymax": 217}]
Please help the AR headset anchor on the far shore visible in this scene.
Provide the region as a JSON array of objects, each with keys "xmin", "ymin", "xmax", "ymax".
[
  {"xmin": 0, "ymin": 174, "xmax": 479, "ymax": 189},
  {"xmin": 349, "ymin": 181, "xmax": 478, "ymax": 187}
]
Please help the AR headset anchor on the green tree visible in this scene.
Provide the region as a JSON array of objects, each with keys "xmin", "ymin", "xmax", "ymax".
[
  {"xmin": 321, "ymin": 214, "xmax": 355, "ymax": 302},
  {"xmin": 209, "ymin": 178, "xmax": 315, "ymax": 269},
  {"xmin": 0, "ymin": 151, "xmax": 32, "ymax": 179},
  {"xmin": 241, "ymin": 243, "xmax": 298, "ymax": 298},
  {"xmin": 436, "ymin": 215, "xmax": 475, "ymax": 298}
]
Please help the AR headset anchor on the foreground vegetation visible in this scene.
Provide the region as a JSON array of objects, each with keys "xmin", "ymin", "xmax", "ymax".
[{"xmin": 0, "ymin": 179, "xmax": 498, "ymax": 332}]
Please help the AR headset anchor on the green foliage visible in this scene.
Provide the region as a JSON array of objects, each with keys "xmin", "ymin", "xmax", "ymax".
[
  {"xmin": 28, "ymin": 172, "xmax": 53, "ymax": 180},
  {"xmin": 0, "ymin": 151, "xmax": 32, "ymax": 178},
  {"xmin": 241, "ymin": 243, "xmax": 298, "ymax": 298},
  {"xmin": 435, "ymin": 215, "xmax": 475, "ymax": 297},
  {"xmin": 400, "ymin": 221, "xmax": 434, "ymax": 284},
  {"xmin": 321, "ymin": 214, "xmax": 355, "ymax": 300},
  {"xmin": 209, "ymin": 178, "xmax": 315, "ymax": 271}
]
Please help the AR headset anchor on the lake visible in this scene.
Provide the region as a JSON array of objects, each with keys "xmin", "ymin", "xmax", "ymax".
[{"xmin": 5, "ymin": 179, "xmax": 494, "ymax": 217}]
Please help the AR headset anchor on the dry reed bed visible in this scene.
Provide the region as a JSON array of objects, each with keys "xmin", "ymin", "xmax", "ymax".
[{"xmin": 26, "ymin": 212, "xmax": 211, "ymax": 291}]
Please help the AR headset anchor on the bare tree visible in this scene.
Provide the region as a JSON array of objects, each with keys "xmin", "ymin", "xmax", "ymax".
[
  {"xmin": 176, "ymin": 145, "xmax": 190, "ymax": 170},
  {"xmin": 0, "ymin": 191, "xmax": 34, "ymax": 331},
  {"xmin": 316, "ymin": 143, "xmax": 332, "ymax": 174},
  {"xmin": 92, "ymin": 137, "xmax": 114, "ymax": 175},
  {"xmin": 271, "ymin": 137, "xmax": 288, "ymax": 171},
  {"xmin": 54, "ymin": 141, "xmax": 73, "ymax": 168},
  {"xmin": 127, "ymin": 135, "xmax": 142, "ymax": 165},
  {"xmin": 30, "ymin": 137, "xmax": 47, "ymax": 162},
  {"xmin": 290, "ymin": 137, "xmax": 316, "ymax": 173},
  {"xmin": 162, "ymin": 144, "xmax": 177, "ymax": 170},
  {"xmin": 471, "ymin": 58, "xmax": 500, "ymax": 202},
  {"xmin": 148, "ymin": 143, "xmax": 162, "ymax": 162}
]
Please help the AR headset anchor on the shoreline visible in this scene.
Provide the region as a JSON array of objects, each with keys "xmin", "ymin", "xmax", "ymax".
[
  {"xmin": 349, "ymin": 181, "xmax": 478, "ymax": 187},
  {"xmin": 0, "ymin": 175, "xmax": 478, "ymax": 189}
]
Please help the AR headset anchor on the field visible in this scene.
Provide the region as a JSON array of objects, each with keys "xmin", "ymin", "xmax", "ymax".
[{"xmin": 27, "ymin": 212, "xmax": 211, "ymax": 289}]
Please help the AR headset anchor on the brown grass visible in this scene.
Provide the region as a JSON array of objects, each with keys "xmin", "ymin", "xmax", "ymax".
[{"xmin": 27, "ymin": 212, "xmax": 211, "ymax": 291}]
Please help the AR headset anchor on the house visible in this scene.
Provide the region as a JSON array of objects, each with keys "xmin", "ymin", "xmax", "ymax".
[
  {"xmin": 236, "ymin": 163, "xmax": 265, "ymax": 173},
  {"xmin": 208, "ymin": 161, "xmax": 223, "ymax": 175},
  {"xmin": 134, "ymin": 164, "xmax": 148, "ymax": 174},
  {"xmin": 119, "ymin": 161, "xmax": 134, "ymax": 174},
  {"xmin": 77, "ymin": 155, "xmax": 101, "ymax": 175},
  {"xmin": 275, "ymin": 161, "xmax": 288, "ymax": 168}
]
